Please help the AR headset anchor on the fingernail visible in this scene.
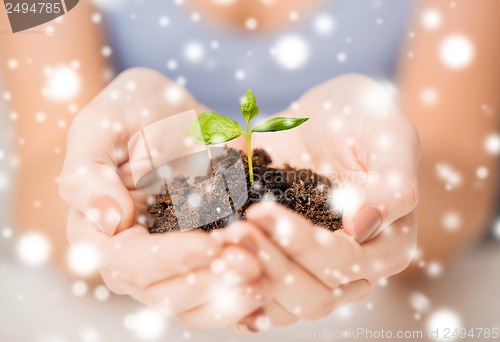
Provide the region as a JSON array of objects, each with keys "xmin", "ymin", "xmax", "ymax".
[
  {"xmin": 90, "ymin": 196, "xmax": 123, "ymax": 235},
  {"xmin": 352, "ymin": 205, "xmax": 382, "ymax": 243}
]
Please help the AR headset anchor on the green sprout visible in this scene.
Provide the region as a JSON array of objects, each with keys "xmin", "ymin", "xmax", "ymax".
[{"xmin": 187, "ymin": 90, "xmax": 309, "ymax": 184}]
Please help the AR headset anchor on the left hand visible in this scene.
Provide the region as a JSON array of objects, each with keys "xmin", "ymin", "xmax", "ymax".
[
  {"xmin": 228, "ymin": 204, "xmax": 416, "ymax": 331},
  {"xmin": 227, "ymin": 74, "xmax": 420, "ymax": 331}
]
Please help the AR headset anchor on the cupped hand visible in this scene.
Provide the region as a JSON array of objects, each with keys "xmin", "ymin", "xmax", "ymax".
[
  {"xmin": 231, "ymin": 74, "xmax": 420, "ymax": 330},
  {"xmin": 67, "ymin": 209, "xmax": 270, "ymax": 331},
  {"xmin": 253, "ymin": 74, "xmax": 421, "ymax": 243},
  {"xmin": 229, "ymin": 204, "xmax": 416, "ymax": 331},
  {"xmin": 59, "ymin": 68, "xmax": 271, "ymax": 330}
]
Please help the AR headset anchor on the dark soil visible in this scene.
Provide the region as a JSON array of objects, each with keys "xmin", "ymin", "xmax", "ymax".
[{"xmin": 147, "ymin": 148, "xmax": 342, "ymax": 233}]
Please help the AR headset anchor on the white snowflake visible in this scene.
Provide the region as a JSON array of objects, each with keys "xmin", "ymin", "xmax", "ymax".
[
  {"xmin": 68, "ymin": 244, "xmax": 100, "ymax": 276},
  {"xmin": 427, "ymin": 308, "xmax": 462, "ymax": 341},
  {"xmin": 427, "ymin": 261, "xmax": 443, "ymax": 278},
  {"xmin": 272, "ymin": 35, "xmax": 309, "ymax": 70},
  {"xmin": 435, "ymin": 163, "xmax": 462, "ymax": 190},
  {"xmin": 420, "ymin": 87, "xmax": 439, "ymax": 106},
  {"xmin": 337, "ymin": 52, "xmax": 347, "ymax": 63},
  {"xmin": 72, "ymin": 280, "xmax": 88, "ymax": 297},
  {"xmin": 234, "ymin": 69, "xmax": 246, "ymax": 80},
  {"xmin": 245, "ymin": 17, "xmax": 258, "ymax": 30},
  {"xmin": 421, "ymin": 9, "xmax": 442, "ymax": 30},
  {"xmin": 167, "ymin": 59, "xmax": 178, "ymax": 70},
  {"xmin": 476, "ymin": 166, "xmax": 489, "ymax": 179},
  {"xmin": 493, "ymin": 218, "xmax": 500, "ymax": 240},
  {"xmin": 2, "ymin": 227, "xmax": 13, "ymax": 239},
  {"xmin": 94, "ymin": 285, "xmax": 110, "ymax": 301},
  {"xmin": 184, "ymin": 41, "xmax": 205, "ymax": 63},
  {"xmin": 16, "ymin": 232, "xmax": 51, "ymax": 267},
  {"xmin": 440, "ymin": 35, "xmax": 474, "ymax": 70},
  {"xmin": 484, "ymin": 133, "xmax": 500, "ymax": 155},
  {"xmin": 44, "ymin": 66, "xmax": 81, "ymax": 101},
  {"xmin": 7, "ymin": 58, "xmax": 18, "ymax": 69},
  {"xmin": 159, "ymin": 16, "xmax": 170, "ymax": 27},
  {"xmin": 441, "ymin": 211, "xmax": 462, "ymax": 231},
  {"xmin": 123, "ymin": 309, "xmax": 167, "ymax": 340},
  {"xmin": 409, "ymin": 292, "xmax": 432, "ymax": 313},
  {"xmin": 313, "ymin": 14, "xmax": 335, "ymax": 35}
]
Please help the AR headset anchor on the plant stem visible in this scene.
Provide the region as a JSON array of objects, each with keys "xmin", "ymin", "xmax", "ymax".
[
  {"xmin": 246, "ymin": 135, "xmax": 254, "ymax": 184},
  {"xmin": 245, "ymin": 120, "xmax": 254, "ymax": 184}
]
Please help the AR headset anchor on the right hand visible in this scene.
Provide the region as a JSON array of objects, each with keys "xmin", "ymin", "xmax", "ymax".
[{"xmin": 59, "ymin": 68, "xmax": 271, "ymax": 331}]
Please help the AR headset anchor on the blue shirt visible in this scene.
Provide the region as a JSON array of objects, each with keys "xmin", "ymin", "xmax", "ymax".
[{"xmin": 102, "ymin": 0, "xmax": 415, "ymax": 123}]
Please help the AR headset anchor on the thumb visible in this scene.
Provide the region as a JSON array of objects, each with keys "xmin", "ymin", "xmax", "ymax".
[
  {"xmin": 59, "ymin": 161, "xmax": 135, "ymax": 235},
  {"xmin": 340, "ymin": 171, "xmax": 419, "ymax": 243}
]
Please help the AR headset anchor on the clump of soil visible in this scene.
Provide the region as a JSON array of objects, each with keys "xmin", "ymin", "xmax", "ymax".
[{"xmin": 147, "ymin": 148, "xmax": 342, "ymax": 233}]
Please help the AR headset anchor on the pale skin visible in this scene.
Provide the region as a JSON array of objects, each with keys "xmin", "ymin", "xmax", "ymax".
[{"xmin": 1, "ymin": 0, "xmax": 498, "ymax": 334}]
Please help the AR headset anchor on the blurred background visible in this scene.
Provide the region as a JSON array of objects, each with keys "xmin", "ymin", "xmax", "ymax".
[{"xmin": 0, "ymin": 0, "xmax": 499, "ymax": 341}]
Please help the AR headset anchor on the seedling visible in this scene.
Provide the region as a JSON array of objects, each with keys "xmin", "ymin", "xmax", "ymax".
[{"xmin": 187, "ymin": 89, "xmax": 309, "ymax": 184}]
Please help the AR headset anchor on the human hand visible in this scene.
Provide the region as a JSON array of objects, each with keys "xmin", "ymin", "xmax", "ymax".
[
  {"xmin": 228, "ymin": 204, "xmax": 416, "ymax": 331},
  {"xmin": 59, "ymin": 68, "xmax": 271, "ymax": 330},
  {"xmin": 230, "ymin": 74, "xmax": 420, "ymax": 330},
  {"xmin": 67, "ymin": 209, "xmax": 271, "ymax": 330},
  {"xmin": 253, "ymin": 74, "xmax": 420, "ymax": 243}
]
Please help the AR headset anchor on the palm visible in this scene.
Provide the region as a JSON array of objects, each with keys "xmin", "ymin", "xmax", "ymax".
[{"xmin": 254, "ymin": 75, "xmax": 419, "ymax": 234}]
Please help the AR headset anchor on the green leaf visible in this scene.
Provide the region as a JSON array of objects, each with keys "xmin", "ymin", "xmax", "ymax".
[
  {"xmin": 251, "ymin": 117, "xmax": 309, "ymax": 133},
  {"xmin": 241, "ymin": 89, "xmax": 259, "ymax": 121},
  {"xmin": 187, "ymin": 112, "xmax": 244, "ymax": 145}
]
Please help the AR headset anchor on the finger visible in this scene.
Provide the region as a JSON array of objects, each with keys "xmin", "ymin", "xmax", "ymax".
[
  {"xmin": 247, "ymin": 203, "xmax": 416, "ymax": 285},
  {"xmin": 305, "ymin": 75, "xmax": 420, "ymax": 243},
  {"xmin": 68, "ymin": 210, "xmax": 222, "ymax": 287},
  {"xmin": 263, "ymin": 302, "xmax": 297, "ymax": 327},
  {"xmin": 235, "ymin": 301, "xmax": 297, "ymax": 332},
  {"xmin": 229, "ymin": 309, "xmax": 270, "ymax": 335},
  {"xmin": 341, "ymin": 110, "xmax": 420, "ymax": 243},
  {"xmin": 176, "ymin": 279, "xmax": 271, "ymax": 331},
  {"xmin": 341, "ymin": 169, "xmax": 419, "ymax": 243},
  {"xmin": 222, "ymin": 222, "xmax": 337, "ymax": 321},
  {"xmin": 234, "ymin": 280, "xmax": 373, "ymax": 332},
  {"xmin": 330, "ymin": 279, "xmax": 374, "ymax": 309},
  {"xmin": 60, "ymin": 68, "xmax": 200, "ymax": 235},
  {"xmin": 115, "ymin": 246, "xmax": 263, "ymax": 315},
  {"xmin": 227, "ymin": 321, "xmax": 259, "ymax": 336},
  {"xmin": 60, "ymin": 160, "xmax": 136, "ymax": 235},
  {"xmin": 100, "ymin": 269, "xmax": 127, "ymax": 295}
]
